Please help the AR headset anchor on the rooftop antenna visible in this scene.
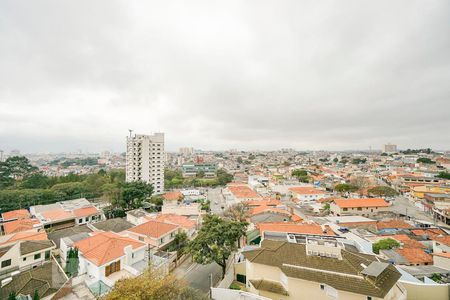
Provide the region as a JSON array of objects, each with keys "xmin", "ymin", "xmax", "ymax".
[{"xmin": 128, "ymin": 129, "xmax": 133, "ymax": 138}]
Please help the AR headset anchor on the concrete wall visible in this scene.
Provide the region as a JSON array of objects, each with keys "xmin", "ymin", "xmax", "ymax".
[
  {"xmin": 330, "ymin": 202, "xmax": 389, "ymax": 217},
  {"xmin": 401, "ymin": 281, "xmax": 449, "ymax": 300},
  {"xmin": 433, "ymin": 255, "xmax": 450, "ymax": 270}
]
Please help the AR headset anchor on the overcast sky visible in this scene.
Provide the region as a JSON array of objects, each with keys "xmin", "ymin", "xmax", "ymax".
[{"xmin": 1, "ymin": 0, "xmax": 449, "ymax": 153}]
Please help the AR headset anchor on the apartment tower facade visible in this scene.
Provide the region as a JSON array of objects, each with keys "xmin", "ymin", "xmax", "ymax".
[{"xmin": 126, "ymin": 133, "xmax": 165, "ymax": 194}]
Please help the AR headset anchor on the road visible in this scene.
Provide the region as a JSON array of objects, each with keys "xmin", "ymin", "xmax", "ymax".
[
  {"xmin": 208, "ymin": 187, "xmax": 226, "ymax": 215},
  {"xmin": 173, "ymin": 256, "xmax": 222, "ymax": 294}
]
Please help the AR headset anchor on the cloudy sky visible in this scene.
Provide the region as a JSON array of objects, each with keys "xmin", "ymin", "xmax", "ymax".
[{"xmin": 1, "ymin": 0, "xmax": 449, "ymax": 153}]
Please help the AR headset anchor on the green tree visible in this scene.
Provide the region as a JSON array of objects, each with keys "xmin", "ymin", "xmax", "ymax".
[
  {"xmin": 367, "ymin": 186, "xmax": 399, "ymax": 197},
  {"xmin": 236, "ymin": 157, "xmax": 243, "ymax": 164},
  {"xmin": 188, "ymin": 215, "xmax": 242, "ymax": 278},
  {"xmin": 20, "ymin": 173, "xmax": 50, "ymax": 189},
  {"xmin": 105, "ymin": 268, "xmax": 208, "ymax": 300},
  {"xmin": 216, "ymin": 169, "xmax": 233, "ymax": 186},
  {"xmin": 372, "ymin": 238, "xmax": 400, "ymax": 254},
  {"xmin": 3, "ymin": 156, "xmax": 38, "ymax": 179},
  {"xmin": 291, "ymin": 169, "xmax": 310, "ymax": 183},
  {"xmin": 437, "ymin": 172, "xmax": 450, "ymax": 180},
  {"xmin": 196, "ymin": 170, "xmax": 205, "ymax": 178},
  {"xmin": 65, "ymin": 247, "xmax": 79, "ymax": 277},
  {"xmin": 121, "ymin": 181, "xmax": 154, "ymax": 209},
  {"xmin": 224, "ymin": 203, "xmax": 249, "ymax": 223},
  {"xmin": 168, "ymin": 231, "xmax": 189, "ymax": 254},
  {"xmin": 33, "ymin": 289, "xmax": 40, "ymax": 300},
  {"xmin": 417, "ymin": 157, "xmax": 435, "ymax": 164},
  {"xmin": 51, "ymin": 182, "xmax": 89, "ymax": 198},
  {"xmin": 333, "ymin": 158, "xmax": 339, "ymax": 163},
  {"xmin": 334, "ymin": 183, "xmax": 358, "ymax": 193},
  {"xmin": 8, "ymin": 291, "xmax": 16, "ymax": 300}
]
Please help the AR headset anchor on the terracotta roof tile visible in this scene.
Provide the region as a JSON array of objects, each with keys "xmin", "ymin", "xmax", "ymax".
[
  {"xmin": 2, "ymin": 209, "xmax": 31, "ymax": 221},
  {"xmin": 152, "ymin": 214, "xmax": 196, "ymax": 230},
  {"xmin": 0, "ymin": 230, "xmax": 48, "ymax": 246},
  {"xmin": 289, "ymin": 187, "xmax": 327, "ymax": 195},
  {"xmin": 227, "ymin": 185, "xmax": 259, "ymax": 198},
  {"xmin": 41, "ymin": 209, "xmax": 73, "ymax": 221},
  {"xmin": 258, "ymin": 222, "xmax": 335, "ymax": 236},
  {"xmin": 73, "ymin": 206, "xmax": 100, "ymax": 218},
  {"xmin": 127, "ymin": 220, "xmax": 178, "ymax": 238},
  {"xmin": 395, "ymin": 248, "xmax": 432, "ymax": 265},
  {"xmin": 376, "ymin": 220, "xmax": 413, "ymax": 230},
  {"xmin": 3, "ymin": 219, "xmax": 40, "ymax": 234},
  {"xmin": 333, "ymin": 198, "xmax": 389, "ymax": 208},
  {"xmin": 74, "ymin": 231, "xmax": 145, "ymax": 266},
  {"xmin": 163, "ymin": 191, "xmax": 183, "ymax": 201}
]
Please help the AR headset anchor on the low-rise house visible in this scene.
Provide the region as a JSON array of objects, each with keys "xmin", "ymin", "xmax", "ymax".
[
  {"xmin": 30, "ymin": 198, "xmax": 103, "ymax": 230},
  {"xmin": 0, "ymin": 237, "xmax": 55, "ymax": 279},
  {"xmin": 289, "ymin": 186, "xmax": 330, "ymax": 202},
  {"xmin": 124, "ymin": 220, "xmax": 179, "ymax": 249},
  {"xmin": 433, "ymin": 252, "xmax": 450, "ymax": 270},
  {"xmin": 241, "ymin": 238, "xmax": 406, "ymax": 300},
  {"xmin": 223, "ymin": 183, "xmax": 262, "ymax": 204},
  {"xmin": 1, "ymin": 209, "xmax": 31, "ymax": 222},
  {"xmin": 330, "ymin": 198, "xmax": 390, "ymax": 217},
  {"xmin": 258, "ymin": 222, "xmax": 336, "ymax": 242},
  {"xmin": 91, "ymin": 218, "xmax": 135, "ymax": 233},
  {"xmin": 0, "ymin": 259, "xmax": 68, "ymax": 300},
  {"xmin": 0, "ymin": 230, "xmax": 48, "ymax": 247},
  {"xmin": 151, "ymin": 214, "xmax": 197, "ymax": 238},
  {"xmin": 73, "ymin": 231, "xmax": 147, "ymax": 287},
  {"xmin": 2, "ymin": 218, "xmax": 42, "ymax": 234}
]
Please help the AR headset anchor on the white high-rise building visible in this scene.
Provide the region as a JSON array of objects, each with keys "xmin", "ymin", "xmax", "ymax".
[
  {"xmin": 383, "ymin": 143, "xmax": 397, "ymax": 153},
  {"xmin": 126, "ymin": 133, "xmax": 165, "ymax": 194}
]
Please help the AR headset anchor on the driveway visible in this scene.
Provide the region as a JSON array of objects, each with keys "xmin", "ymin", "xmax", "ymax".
[{"xmin": 173, "ymin": 255, "xmax": 223, "ymax": 294}]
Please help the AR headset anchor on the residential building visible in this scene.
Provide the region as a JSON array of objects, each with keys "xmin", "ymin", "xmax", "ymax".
[
  {"xmin": 182, "ymin": 163, "xmax": 217, "ymax": 178},
  {"xmin": 124, "ymin": 220, "xmax": 179, "ymax": 249},
  {"xmin": 330, "ymin": 198, "xmax": 390, "ymax": 217},
  {"xmin": 0, "ymin": 259, "xmax": 68, "ymax": 300},
  {"xmin": 73, "ymin": 231, "xmax": 147, "ymax": 287},
  {"xmin": 30, "ymin": 198, "xmax": 102, "ymax": 230},
  {"xmin": 383, "ymin": 144, "xmax": 397, "ymax": 153},
  {"xmin": 0, "ymin": 240, "xmax": 55, "ymax": 279},
  {"xmin": 288, "ymin": 186, "xmax": 330, "ymax": 202},
  {"xmin": 240, "ymin": 239, "xmax": 406, "ymax": 300},
  {"xmin": 126, "ymin": 133, "xmax": 165, "ymax": 194}
]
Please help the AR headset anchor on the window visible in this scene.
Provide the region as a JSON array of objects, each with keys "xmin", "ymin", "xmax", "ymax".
[
  {"xmin": 367, "ymin": 297, "xmax": 372, "ymax": 300},
  {"xmin": 1, "ymin": 259, "xmax": 12, "ymax": 268},
  {"xmin": 85, "ymin": 217, "xmax": 89, "ymax": 222},
  {"xmin": 138, "ymin": 236, "xmax": 144, "ymax": 241},
  {"xmin": 45, "ymin": 250, "xmax": 51, "ymax": 260},
  {"xmin": 34, "ymin": 253, "xmax": 41, "ymax": 260},
  {"xmin": 23, "ymin": 257, "xmax": 27, "ymax": 261},
  {"xmin": 320, "ymin": 284, "xmax": 325, "ymax": 290},
  {"xmin": 132, "ymin": 253, "xmax": 135, "ymax": 259},
  {"xmin": 343, "ymin": 208, "xmax": 348, "ymax": 211},
  {"xmin": 357, "ymin": 207, "xmax": 362, "ymax": 211},
  {"xmin": 78, "ymin": 219, "xmax": 83, "ymax": 224}
]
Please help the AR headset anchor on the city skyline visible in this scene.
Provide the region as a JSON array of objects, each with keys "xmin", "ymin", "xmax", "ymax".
[{"xmin": 1, "ymin": 1, "xmax": 450, "ymax": 153}]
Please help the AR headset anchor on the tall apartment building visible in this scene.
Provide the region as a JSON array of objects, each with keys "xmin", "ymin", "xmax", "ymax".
[
  {"xmin": 383, "ymin": 143, "xmax": 397, "ymax": 153},
  {"xmin": 126, "ymin": 133, "xmax": 165, "ymax": 194}
]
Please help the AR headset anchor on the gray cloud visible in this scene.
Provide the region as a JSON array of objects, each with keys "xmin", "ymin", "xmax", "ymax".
[{"xmin": 1, "ymin": 0, "xmax": 449, "ymax": 153}]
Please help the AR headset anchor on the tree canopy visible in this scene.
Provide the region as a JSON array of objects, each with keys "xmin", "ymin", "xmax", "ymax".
[
  {"xmin": 104, "ymin": 268, "xmax": 208, "ymax": 300},
  {"xmin": 367, "ymin": 186, "xmax": 399, "ymax": 197},
  {"xmin": 334, "ymin": 183, "xmax": 358, "ymax": 193},
  {"xmin": 188, "ymin": 214, "xmax": 246, "ymax": 278},
  {"xmin": 437, "ymin": 172, "xmax": 450, "ymax": 180},
  {"xmin": 372, "ymin": 238, "xmax": 400, "ymax": 254}
]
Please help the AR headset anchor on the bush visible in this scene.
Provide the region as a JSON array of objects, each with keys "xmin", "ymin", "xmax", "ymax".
[
  {"xmin": 229, "ymin": 282, "xmax": 241, "ymax": 290},
  {"xmin": 372, "ymin": 238, "xmax": 400, "ymax": 254}
]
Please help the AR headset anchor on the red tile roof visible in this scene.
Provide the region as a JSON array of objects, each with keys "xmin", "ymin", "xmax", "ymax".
[
  {"xmin": 73, "ymin": 206, "xmax": 100, "ymax": 218},
  {"xmin": 386, "ymin": 235, "xmax": 425, "ymax": 249},
  {"xmin": 163, "ymin": 191, "xmax": 183, "ymax": 201},
  {"xmin": 3, "ymin": 219, "xmax": 40, "ymax": 234},
  {"xmin": 245, "ymin": 198, "xmax": 281, "ymax": 207},
  {"xmin": 74, "ymin": 231, "xmax": 145, "ymax": 266},
  {"xmin": 41, "ymin": 209, "xmax": 74, "ymax": 221},
  {"xmin": 127, "ymin": 220, "xmax": 178, "ymax": 238},
  {"xmin": 258, "ymin": 222, "xmax": 335, "ymax": 236},
  {"xmin": 250, "ymin": 205, "xmax": 290, "ymax": 216},
  {"xmin": 395, "ymin": 248, "xmax": 433, "ymax": 265},
  {"xmin": 333, "ymin": 198, "xmax": 389, "ymax": 208},
  {"xmin": 376, "ymin": 220, "xmax": 413, "ymax": 230},
  {"xmin": 152, "ymin": 214, "xmax": 196, "ymax": 230},
  {"xmin": 289, "ymin": 187, "xmax": 327, "ymax": 195},
  {"xmin": 227, "ymin": 185, "xmax": 259, "ymax": 199},
  {"xmin": 2, "ymin": 209, "xmax": 31, "ymax": 221},
  {"xmin": 0, "ymin": 230, "xmax": 48, "ymax": 246}
]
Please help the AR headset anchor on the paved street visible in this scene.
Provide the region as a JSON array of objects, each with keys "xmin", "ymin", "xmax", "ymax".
[
  {"xmin": 173, "ymin": 256, "xmax": 222, "ymax": 294},
  {"xmin": 208, "ymin": 187, "xmax": 226, "ymax": 215}
]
